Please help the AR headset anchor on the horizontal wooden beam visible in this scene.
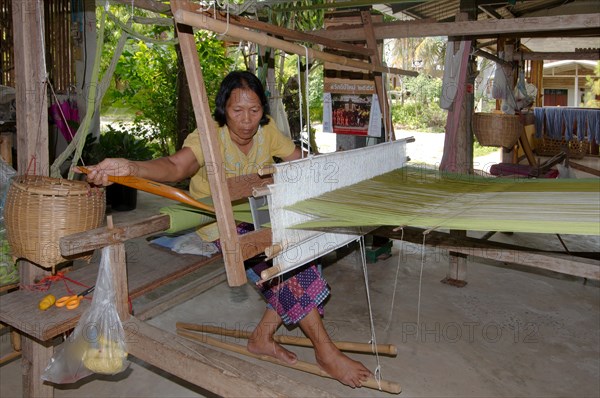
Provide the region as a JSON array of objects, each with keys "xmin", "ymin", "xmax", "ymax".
[
  {"xmin": 473, "ymin": 49, "xmax": 512, "ymax": 67},
  {"xmin": 439, "ymin": 246, "xmax": 600, "ymax": 281},
  {"xmin": 174, "ymin": 9, "xmax": 418, "ymax": 76},
  {"xmin": 375, "ymin": 226, "xmax": 600, "ymax": 280},
  {"xmin": 60, "ymin": 214, "xmax": 170, "ymax": 257},
  {"xmin": 202, "ymin": 9, "xmax": 375, "ymax": 57},
  {"xmin": 513, "ymin": 50, "xmax": 600, "ymax": 60},
  {"xmin": 111, "ymin": 0, "xmax": 171, "ymax": 15},
  {"xmin": 311, "ymin": 13, "xmax": 600, "ymax": 40}
]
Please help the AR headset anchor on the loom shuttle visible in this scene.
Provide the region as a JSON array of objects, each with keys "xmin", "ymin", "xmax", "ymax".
[{"xmin": 77, "ymin": 166, "xmax": 215, "ymax": 213}]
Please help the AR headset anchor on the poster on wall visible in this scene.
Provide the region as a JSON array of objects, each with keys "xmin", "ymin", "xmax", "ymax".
[{"xmin": 322, "ymin": 80, "xmax": 381, "ymax": 137}]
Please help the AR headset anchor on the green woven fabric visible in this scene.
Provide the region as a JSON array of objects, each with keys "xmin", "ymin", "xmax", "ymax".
[
  {"xmin": 159, "ymin": 199, "xmax": 256, "ymax": 234},
  {"xmin": 287, "ymin": 167, "xmax": 600, "ymax": 236}
]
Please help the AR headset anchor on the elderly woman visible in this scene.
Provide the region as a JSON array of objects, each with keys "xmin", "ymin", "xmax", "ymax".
[{"xmin": 83, "ymin": 70, "xmax": 371, "ymax": 388}]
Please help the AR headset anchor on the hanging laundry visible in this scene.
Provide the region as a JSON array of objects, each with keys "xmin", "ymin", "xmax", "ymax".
[
  {"xmin": 562, "ymin": 108, "xmax": 576, "ymax": 141},
  {"xmin": 491, "ymin": 56, "xmax": 509, "ymax": 100},
  {"xmin": 49, "ymin": 90, "xmax": 79, "ymax": 143},
  {"xmin": 534, "ymin": 107, "xmax": 544, "ymax": 139},
  {"xmin": 440, "ymin": 41, "xmax": 466, "ymax": 110},
  {"xmin": 587, "ymin": 109, "xmax": 600, "ymax": 143},
  {"xmin": 544, "ymin": 107, "xmax": 564, "ymax": 140}
]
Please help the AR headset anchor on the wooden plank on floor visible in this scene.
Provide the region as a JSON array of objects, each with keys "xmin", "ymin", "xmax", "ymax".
[{"xmin": 126, "ymin": 317, "xmax": 336, "ymax": 398}]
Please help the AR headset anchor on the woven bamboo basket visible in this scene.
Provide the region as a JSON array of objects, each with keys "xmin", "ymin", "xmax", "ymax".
[
  {"xmin": 473, "ymin": 113, "xmax": 523, "ymax": 149},
  {"xmin": 534, "ymin": 136, "xmax": 589, "ymax": 159},
  {"xmin": 4, "ymin": 175, "xmax": 105, "ymax": 268}
]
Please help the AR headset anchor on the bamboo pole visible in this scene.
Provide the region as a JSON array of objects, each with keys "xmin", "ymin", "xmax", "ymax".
[
  {"xmin": 176, "ymin": 322, "xmax": 398, "ymax": 356},
  {"xmin": 176, "ymin": 329, "xmax": 402, "ymax": 394},
  {"xmin": 173, "ymin": 9, "xmax": 418, "ymax": 77}
]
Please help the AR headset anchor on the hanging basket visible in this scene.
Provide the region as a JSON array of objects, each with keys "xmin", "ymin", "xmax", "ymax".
[
  {"xmin": 473, "ymin": 113, "xmax": 523, "ymax": 149},
  {"xmin": 4, "ymin": 175, "xmax": 105, "ymax": 268}
]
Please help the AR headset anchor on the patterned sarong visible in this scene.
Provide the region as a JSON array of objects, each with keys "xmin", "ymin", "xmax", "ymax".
[
  {"xmin": 246, "ymin": 260, "xmax": 330, "ymax": 325},
  {"xmin": 216, "ymin": 223, "xmax": 330, "ymax": 325}
]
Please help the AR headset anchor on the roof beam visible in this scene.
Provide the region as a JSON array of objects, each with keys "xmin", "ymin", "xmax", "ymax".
[
  {"xmin": 310, "ymin": 13, "xmax": 600, "ymax": 40},
  {"xmin": 513, "ymin": 50, "xmax": 600, "ymax": 61}
]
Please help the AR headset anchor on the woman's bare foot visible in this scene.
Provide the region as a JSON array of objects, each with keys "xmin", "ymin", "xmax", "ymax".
[
  {"xmin": 248, "ymin": 308, "xmax": 297, "ymax": 364},
  {"xmin": 247, "ymin": 337, "xmax": 298, "ymax": 364},
  {"xmin": 315, "ymin": 346, "xmax": 372, "ymax": 388}
]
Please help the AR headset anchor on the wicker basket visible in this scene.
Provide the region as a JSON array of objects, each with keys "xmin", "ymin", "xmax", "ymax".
[
  {"xmin": 4, "ymin": 176, "xmax": 105, "ymax": 268},
  {"xmin": 473, "ymin": 113, "xmax": 523, "ymax": 149},
  {"xmin": 534, "ymin": 136, "xmax": 589, "ymax": 159}
]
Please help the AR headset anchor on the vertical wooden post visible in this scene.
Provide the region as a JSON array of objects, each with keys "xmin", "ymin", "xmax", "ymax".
[
  {"xmin": 105, "ymin": 217, "xmax": 130, "ymax": 320},
  {"xmin": 12, "ymin": 0, "xmax": 49, "ymax": 175},
  {"xmin": 440, "ymin": 9, "xmax": 475, "ymax": 286},
  {"xmin": 361, "ymin": 10, "xmax": 394, "ymax": 141},
  {"xmin": 172, "ymin": 0, "xmax": 246, "ymax": 286},
  {"xmin": 13, "ymin": 1, "xmax": 53, "ymax": 396},
  {"xmin": 109, "ymin": 243, "xmax": 130, "ymax": 321}
]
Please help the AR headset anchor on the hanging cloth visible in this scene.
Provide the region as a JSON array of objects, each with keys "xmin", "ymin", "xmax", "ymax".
[
  {"xmin": 49, "ymin": 86, "xmax": 80, "ymax": 143},
  {"xmin": 534, "ymin": 107, "xmax": 544, "ymax": 139},
  {"xmin": 562, "ymin": 108, "xmax": 576, "ymax": 141},
  {"xmin": 440, "ymin": 41, "xmax": 466, "ymax": 110},
  {"xmin": 587, "ymin": 109, "xmax": 600, "ymax": 143},
  {"xmin": 544, "ymin": 107, "xmax": 564, "ymax": 140}
]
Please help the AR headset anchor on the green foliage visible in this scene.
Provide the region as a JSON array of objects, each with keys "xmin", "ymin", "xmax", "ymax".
[
  {"xmin": 99, "ymin": 5, "xmax": 232, "ymax": 156},
  {"xmin": 85, "ymin": 124, "xmax": 154, "ymax": 164},
  {"xmin": 391, "ymin": 75, "xmax": 446, "ymax": 132},
  {"xmin": 309, "ymin": 64, "xmax": 323, "ymax": 122},
  {"xmin": 0, "ymin": 230, "xmax": 19, "ymax": 285},
  {"xmin": 473, "ymin": 141, "xmax": 500, "ymax": 158},
  {"xmin": 582, "ymin": 61, "xmax": 600, "ymax": 108}
]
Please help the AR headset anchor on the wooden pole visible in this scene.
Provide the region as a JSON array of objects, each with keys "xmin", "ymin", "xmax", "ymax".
[
  {"xmin": 13, "ymin": 1, "xmax": 53, "ymax": 396},
  {"xmin": 176, "ymin": 322, "xmax": 398, "ymax": 356},
  {"xmin": 176, "ymin": 329, "xmax": 402, "ymax": 394},
  {"xmin": 172, "ymin": 9, "xmax": 418, "ymax": 77},
  {"xmin": 172, "ymin": 0, "xmax": 247, "ymax": 287},
  {"xmin": 361, "ymin": 10, "xmax": 395, "ymax": 141}
]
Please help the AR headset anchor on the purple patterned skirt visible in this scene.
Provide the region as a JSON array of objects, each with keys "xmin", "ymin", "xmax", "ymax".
[
  {"xmin": 246, "ymin": 260, "xmax": 330, "ymax": 325},
  {"xmin": 216, "ymin": 223, "xmax": 330, "ymax": 325}
]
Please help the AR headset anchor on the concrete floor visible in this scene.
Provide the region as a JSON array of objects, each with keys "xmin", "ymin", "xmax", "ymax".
[{"xmin": 1, "ymin": 152, "xmax": 599, "ymax": 397}]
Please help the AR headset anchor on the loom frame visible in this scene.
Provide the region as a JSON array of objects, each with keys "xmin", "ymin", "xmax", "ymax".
[{"xmin": 171, "ymin": 0, "xmax": 403, "ymax": 286}]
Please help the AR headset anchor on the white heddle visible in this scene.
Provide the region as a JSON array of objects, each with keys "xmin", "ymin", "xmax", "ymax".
[{"xmin": 266, "ymin": 139, "xmax": 409, "ymax": 279}]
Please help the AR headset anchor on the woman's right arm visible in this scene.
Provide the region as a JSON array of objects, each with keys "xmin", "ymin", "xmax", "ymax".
[{"xmin": 81, "ymin": 147, "xmax": 200, "ymax": 186}]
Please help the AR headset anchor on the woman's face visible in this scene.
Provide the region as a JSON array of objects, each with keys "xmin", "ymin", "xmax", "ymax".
[{"xmin": 225, "ymin": 87, "xmax": 263, "ymax": 144}]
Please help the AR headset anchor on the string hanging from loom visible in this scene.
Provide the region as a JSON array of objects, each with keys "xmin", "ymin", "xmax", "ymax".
[
  {"xmin": 358, "ymin": 236, "xmax": 383, "ymax": 390},
  {"xmin": 297, "ymin": 45, "xmax": 311, "ymax": 157},
  {"xmin": 384, "ymin": 227, "xmax": 405, "ymax": 332},
  {"xmin": 416, "ymin": 231, "xmax": 429, "ymax": 336}
]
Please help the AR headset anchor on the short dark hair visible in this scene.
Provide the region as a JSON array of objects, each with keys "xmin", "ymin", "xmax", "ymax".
[{"xmin": 213, "ymin": 71, "xmax": 270, "ymax": 127}]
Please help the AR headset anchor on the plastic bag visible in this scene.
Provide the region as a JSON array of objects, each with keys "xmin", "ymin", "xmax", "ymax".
[
  {"xmin": 492, "ymin": 58, "xmax": 508, "ymax": 100},
  {"xmin": 42, "ymin": 246, "xmax": 129, "ymax": 384}
]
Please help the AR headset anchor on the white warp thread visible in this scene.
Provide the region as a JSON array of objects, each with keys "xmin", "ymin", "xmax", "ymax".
[{"xmin": 267, "ymin": 140, "xmax": 408, "ymax": 278}]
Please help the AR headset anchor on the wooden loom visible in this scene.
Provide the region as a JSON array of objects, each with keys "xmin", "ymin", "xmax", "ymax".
[
  {"xmin": 171, "ymin": 0, "xmax": 416, "ymax": 286},
  {"xmin": 173, "ymin": 0, "xmax": 600, "ymax": 285}
]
